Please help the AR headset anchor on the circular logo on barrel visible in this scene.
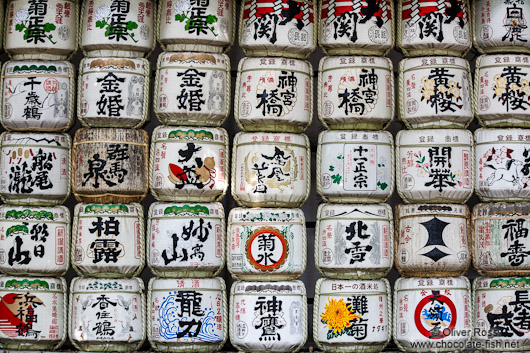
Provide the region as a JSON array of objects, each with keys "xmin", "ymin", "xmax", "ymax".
[
  {"xmin": 246, "ymin": 226, "xmax": 288, "ymax": 271},
  {"xmin": 414, "ymin": 290, "xmax": 457, "ymax": 339}
]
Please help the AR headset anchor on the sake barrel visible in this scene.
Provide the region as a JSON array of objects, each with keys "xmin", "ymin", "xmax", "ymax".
[
  {"xmin": 475, "ymin": 128, "xmax": 530, "ymax": 201},
  {"xmin": 473, "ymin": 0, "xmax": 530, "ymax": 54},
  {"xmin": 150, "ymin": 126, "xmax": 229, "ymax": 202},
  {"xmin": 72, "ymin": 128, "xmax": 149, "ymax": 204},
  {"xmin": 72, "ymin": 203, "xmax": 144, "ymax": 277},
  {"xmin": 80, "ymin": 0, "xmax": 155, "ymax": 57},
  {"xmin": 1, "ymin": 61, "xmax": 74, "ymax": 131},
  {"xmin": 0, "ymin": 276, "xmax": 67, "ymax": 350},
  {"xmin": 315, "ymin": 203, "xmax": 393, "ymax": 279},
  {"xmin": 157, "ymin": 0, "xmax": 234, "ymax": 53},
  {"xmin": 399, "ymin": 56, "xmax": 473, "ymax": 129},
  {"xmin": 396, "ymin": 129, "xmax": 474, "ymax": 203},
  {"xmin": 4, "ymin": 0, "xmax": 78, "ymax": 60},
  {"xmin": 148, "ymin": 277, "xmax": 227, "ymax": 352},
  {"xmin": 155, "ymin": 52, "xmax": 230, "ymax": 127},
  {"xmin": 230, "ymin": 280, "xmax": 307, "ymax": 352},
  {"xmin": 472, "ymin": 202, "xmax": 530, "ymax": 277},
  {"xmin": 475, "ymin": 55, "xmax": 530, "ymax": 128},
  {"xmin": 78, "ymin": 57, "xmax": 150, "ymax": 128},
  {"xmin": 314, "ymin": 278, "xmax": 391, "ymax": 353},
  {"xmin": 235, "ymin": 57, "xmax": 312, "ymax": 133},
  {"xmin": 317, "ymin": 130, "xmax": 394, "ymax": 203},
  {"xmin": 318, "ymin": 56, "xmax": 394, "ymax": 130},
  {"xmin": 238, "ymin": 0, "xmax": 317, "ymax": 59},
  {"xmin": 396, "ymin": 204, "xmax": 470, "ymax": 277},
  {"xmin": 394, "ymin": 276, "xmax": 472, "ymax": 352},
  {"xmin": 69, "ymin": 277, "xmax": 145, "ymax": 351},
  {"xmin": 319, "ymin": 0, "xmax": 394, "ymax": 56},
  {"xmin": 227, "ymin": 207, "xmax": 306, "ymax": 280},
  {"xmin": 0, "ymin": 205, "xmax": 69, "ymax": 276},
  {"xmin": 0, "ymin": 132, "xmax": 71, "ymax": 206},
  {"xmin": 232, "ymin": 132, "xmax": 310, "ymax": 208},
  {"xmin": 397, "ymin": 0, "xmax": 471, "ymax": 57},
  {"xmin": 474, "ymin": 277, "xmax": 530, "ymax": 351},
  {"xmin": 147, "ymin": 202, "xmax": 225, "ymax": 278}
]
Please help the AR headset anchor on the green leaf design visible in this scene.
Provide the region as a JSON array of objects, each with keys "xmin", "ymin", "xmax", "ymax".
[
  {"xmin": 377, "ymin": 181, "xmax": 388, "ymax": 190},
  {"xmin": 331, "ymin": 174, "xmax": 342, "ymax": 184},
  {"xmin": 15, "ymin": 23, "xmax": 25, "ymax": 32},
  {"xmin": 126, "ymin": 21, "xmax": 138, "ymax": 30},
  {"xmin": 43, "ymin": 23, "xmax": 56, "ymax": 32},
  {"xmin": 175, "ymin": 13, "xmax": 187, "ymax": 22},
  {"xmin": 96, "ymin": 20, "xmax": 106, "ymax": 28},
  {"xmin": 329, "ymin": 166, "xmax": 335, "ymax": 172},
  {"xmin": 206, "ymin": 14, "xmax": 218, "ymax": 24},
  {"xmin": 337, "ymin": 155, "xmax": 344, "ymax": 160},
  {"xmin": 6, "ymin": 224, "xmax": 29, "ymax": 237}
]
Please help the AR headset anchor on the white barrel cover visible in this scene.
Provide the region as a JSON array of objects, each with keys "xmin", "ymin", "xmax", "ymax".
[
  {"xmin": 314, "ymin": 278, "xmax": 391, "ymax": 353},
  {"xmin": 0, "ymin": 132, "xmax": 71, "ymax": 206},
  {"xmin": 316, "ymin": 203, "xmax": 393, "ymax": 279},
  {"xmin": 227, "ymin": 207, "xmax": 306, "ymax": 280},
  {"xmin": 474, "ymin": 277, "xmax": 530, "ymax": 350},
  {"xmin": 319, "ymin": 0, "xmax": 394, "ymax": 56},
  {"xmin": 150, "ymin": 126, "xmax": 229, "ymax": 202},
  {"xmin": 394, "ymin": 276, "xmax": 472, "ymax": 352},
  {"xmin": 396, "ymin": 129, "xmax": 474, "ymax": 203},
  {"xmin": 80, "ymin": 0, "xmax": 155, "ymax": 57},
  {"xmin": 148, "ymin": 277, "xmax": 227, "ymax": 352},
  {"xmin": 1, "ymin": 61, "xmax": 74, "ymax": 131},
  {"xmin": 235, "ymin": 57, "xmax": 313, "ymax": 133},
  {"xmin": 475, "ymin": 54, "xmax": 530, "ymax": 128},
  {"xmin": 157, "ymin": 0, "xmax": 234, "ymax": 52},
  {"xmin": 475, "ymin": 128, "xmax": 530, "ymax": 201},
  {"xmin": 473, "ymin": 0, "xmax": 530, "ymax": 54},
  {"xmin": 473, "ymin": 202, "xmax": 530, "ymax": 277},
  {"xmin": 0, "ymin": 205, "xmax": 70, "ymax": 276},
  {"xmin": 0, "ymin": 276, "xmax": 67, "ymax": 350},
  {"xmin": 4, "ymin": 0, "xmax": 78, "ymax": 60},
  {"xmin": 398, "ymin": 0, "xmax": 471, "ymax": 57},
  {"xmin": 69, "ymin": 277, "xmax": 145, "ymax": 351},
  {"xmin": 399, "ymin": 56, "xmax": 473, "ymax": 129},
  {"xmin": 396, "ymin": 204, "xmax": 470, "ymax": 277},
  {"xmin": 318, "ymin": 56, "xmax": 394, "ymax": 130},
  {"xmin": 148, "ymin": 202, "xmax": 225, "ymax": 277},
  {"xmin": 317, "ymin": 130, "xmax": 394, "ymax": 203},
  {"xmin": 155, "ymin": 52, "xmax": 230, "ymax": 127},
  {"xmin": 232, "ymin": 132, "xmax": 310, "ymax": 208},
  {"xmin": 72, "ymin": 203, "xmax": 144, "ymax": 277},
  {"xmin": 78, "ymin": 57, "xmax": 150, "ymax": 128},
  {"xmin": 239, "ymin": 0, "xmax": 317, "ymax": 59},
  {"xmin": 230, "ymin": 280, "xmax": 307, "ymax": 352}
]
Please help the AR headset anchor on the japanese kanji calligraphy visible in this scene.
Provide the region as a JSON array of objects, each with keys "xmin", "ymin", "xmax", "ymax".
[
  {"xmin": 79, "ymin": 58, "xmax": 149, "ymax": 128},
  {"xmin": 5, "ymin": 0, "xmax": 77, "ymax": 57},
  {"xmin": 0, "ymin": 277, "xmax": 65, "ymax": 345},
  {"xmin": 149, "ymin": 278, "xmax": 225, "ymax": 348},
  {"xmin": 2, "ymin": 61, "xmax": 73, "ymax": 131},
  {"xmin": 73, "ymin": 203, "xmax": 142, "ymax": 276},
  {"xmin": 148, "ymin": 203, "xmax": 223, "ymax": 276}
]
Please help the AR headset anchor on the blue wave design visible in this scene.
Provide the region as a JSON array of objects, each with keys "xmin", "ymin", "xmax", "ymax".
[{"xmin": 158, "ymin": 292, "xmax": 221, "ymax": 342}]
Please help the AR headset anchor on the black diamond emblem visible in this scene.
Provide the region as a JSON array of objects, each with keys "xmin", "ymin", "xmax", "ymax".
[{"xmin": 421, "ymin": 247, "xmax": 450, "ymax": 262}]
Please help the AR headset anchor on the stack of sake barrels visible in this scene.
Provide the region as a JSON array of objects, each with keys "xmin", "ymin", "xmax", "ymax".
[
  {"xmin": 312, "ymin": 1, "xmax": 395, "ymax": 352},
  {"xmin": 0, "ymin": 0, "xmax": 77, "ymax": 349},
  {"xmin": 471, "ymin": 1, "xmax": 530, "ymax": 350},
  {"xmin": 146, "ymin": 1, "xmax": 234, "ymax": 351},
  {"xmin": 393, "ymin": 0, "xmax": 475, "ymax": 350},
  {"xmin": 226, "ymin": 1, "xmax": 316, "ymax": 351},
  {"xmin": 66, "ymin": 0, "xmax": 156, "ymax": 350}
]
